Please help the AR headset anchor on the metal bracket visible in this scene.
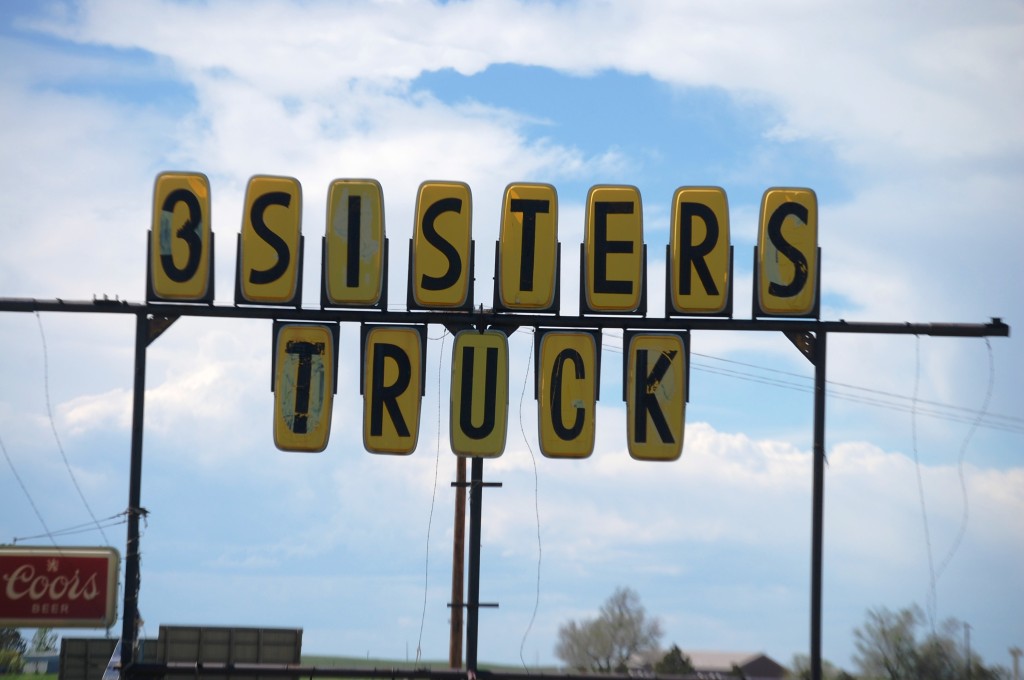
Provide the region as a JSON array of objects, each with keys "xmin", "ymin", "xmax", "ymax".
[
  {"xmin": 785, "ymin": 330, "xmax": 817, "ymax": 364},
  {"xmin": 147, "ymin": 315, "xmax": 179, "ymax": 345}
]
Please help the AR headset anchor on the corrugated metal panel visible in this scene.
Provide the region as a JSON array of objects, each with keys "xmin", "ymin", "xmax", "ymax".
[{"xmin": 156, "ymin": 626, "xmax": 302, "ymax": 680}]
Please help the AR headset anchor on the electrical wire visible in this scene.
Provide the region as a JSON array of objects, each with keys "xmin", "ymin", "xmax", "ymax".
[
  {"xmin": 516, "ymin": 333, "xmax": 542, "ymax": 673},
  {"xmin": 35, "ymin": 312, "xmax": 110, "ymax": 545},
  {"xmin": 416, "ymin": 328, "xmax": 447, "ymax": 664},
  {"xmin": 1, "ymin": 431, "xmax": 58, "ymax": 546},
  {"xmin": 910, "ymin": 337, "xmax": 938, "ymax": 633},
  {"xmin": 12, "ymin": 512, "xmax": 128, "ymax": 544}
]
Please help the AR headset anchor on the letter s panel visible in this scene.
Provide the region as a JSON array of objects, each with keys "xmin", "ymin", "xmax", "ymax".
[
  {"xmin": 537, "ymin": 331, "xmax": 597, "ymax": 459},
  {"xmin": 239, "ymin": 175, "xmax": 303, "ymax": 304},
  {"xmin": 363, "ymin": 326, "xmax": 423, "ymax": 455},
  {"xmin": 273, "ymin": 323, "xmax": 334, "ymax": 452},
  {"xmin": 450, "ymin": 329, "xmax": 508, "ymax": 457},
  {"xmin": 756, "ymin": 187, "xmax": 818, "ymax": 317},
  {"xmin": 149, "ymin": 172, "xmax": 212, "ymax": 302},
  {"xmin": 626, "ymin": 333, "xmax": 687, "ymax": 461},
  {"xmin": 412, "ymin": 181, "xmax": 472, "ymax": 309}
]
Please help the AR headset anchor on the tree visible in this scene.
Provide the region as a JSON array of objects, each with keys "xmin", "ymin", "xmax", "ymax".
[
  {"xmin": 852, "ymin": 604, "xmax": 1006, "ymax": 680},
  {"xmin": 788, "ymin": 654, "xmax": 854, "ymax": 680},
  {"xmin": 0, "ymin": 628, "xmax": 27, "ymax": 674},
  {"xmin": 555, "ymin": 587, "xmax": 663, "ymax": 673},
  {"xmin": 655, "ymin": 645, "xmax": 694, "ymax": 675},
  {"xmin": 30, "ymin": 628, "xmax": 58, "ymax": 653}
]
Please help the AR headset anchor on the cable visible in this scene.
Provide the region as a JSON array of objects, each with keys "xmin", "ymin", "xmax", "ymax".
[
  {"xmin": 12, "ymin": 512, "xmax": 128, "ymax": 543},
  {"xmin": 910, "ymin": 337, "xmax": 938, "ymax": 632},
  {"xmin": 416, "ymin": 328, "xmax": 447, "ymax": 664},
  {"xmin": 1, "ymin": 431, "xmax": 58, "ymax": 546},
  {"xmin": 35, "ymin": 312, "xmax": 110, "ymax": 545},
  {"xmin": 516, "ymin": 333, "xmax": 542, "ymax": 673},
  {"xmin": 935, "ymin": 338, "xmax": 995, "ymax": 581}
]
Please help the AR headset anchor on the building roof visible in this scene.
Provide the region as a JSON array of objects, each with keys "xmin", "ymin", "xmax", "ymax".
[{"xmin": 685, "ymin": 650, "xmax": 786, "ymax": 677}]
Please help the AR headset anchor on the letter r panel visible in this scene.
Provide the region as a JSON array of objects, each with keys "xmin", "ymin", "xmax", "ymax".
[
  {"xmin": 670, "ymin": 186, "xmax": 730, "ymax": 314},
  {"xmin": 363, "ymin": 327, "xmax": 423, "ymax": 455}
]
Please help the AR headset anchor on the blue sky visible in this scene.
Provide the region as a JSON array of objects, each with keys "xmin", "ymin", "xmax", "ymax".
[{"xmin": 1, "ymin": 0, "xmax": 1022, "ymax": 674}]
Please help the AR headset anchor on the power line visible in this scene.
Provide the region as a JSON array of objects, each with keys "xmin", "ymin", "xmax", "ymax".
[{"xmin": 1, "ymin": 431, "xmax": 58, "ymax": 546}]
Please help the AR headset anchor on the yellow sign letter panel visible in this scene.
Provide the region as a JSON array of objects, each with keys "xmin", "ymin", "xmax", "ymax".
[
  {"xmin": 756, "ymin": 187, "xmax": 818, "ymax": 317},
  {"xmin": 584, "ymin": 185, "xmax": 643, "ymax": 312},
  {"xmin": 363, "ymin": 327, "xmax": 423, "ymax": 455},
  {"xmin": 498, "ymin": 183, "xmax": 558, "ymax": 310},
  {"xmin": 273, "ymin": 324, "xmax": 334, "ymax": 452},
  {"xmin": 450, "ymin": 330, "xmax": 508, "ymax": 458},
  {"xmin": 325, "ymin": 179, "xmax": 385, "ymax": 306},
  {"xmin": 537, "ymin": 331, "xmax": 597, "ymax": 459},
  {"xmin": 626, "ymin": 334, "xmax": 686, "ymax": 461},
  {"xmin": 412, "ymin": 181, "xmax": 472, "ymax": 309},
  {"xmin": 239, "ymin": 175, "xmax": 302, "ymax": 304},
  {"xmin": 670, "ymin": 186, "xmax": 730, "ymax": 314},
  {"xmin": 150, "ymin": 172, "xmax": 212, "ymax": 301}
]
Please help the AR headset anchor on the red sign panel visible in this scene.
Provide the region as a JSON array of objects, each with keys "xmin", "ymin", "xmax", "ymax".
[{"xmin": 0, "ymin": 546, "xmax": 119, "ymax": 627}]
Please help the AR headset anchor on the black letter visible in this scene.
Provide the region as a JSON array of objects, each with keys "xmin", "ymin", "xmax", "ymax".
[
  {"xmin": 459, "ymin": 346, "xmax": 498, "ymax": 439},
  {"xmin": 633, "ymin": 349, "xmax": 676, "ymax": 444},
  {"xmin": 509, "ymin": 198, "xmax": 549, "ymax": 292},
  {"xmin": 766, "ymin": 202, "xmax": 809, "ymax": 298},
  {"xmin": 160, "ymin": 189, "xmax": 202, "ymax": 283},
  {"xmin": 370, "ymin": 343, "xmax": 412, "ymax": 437},
  {"xmin": 593, "ymin": 201, "xmax": 634, "ymax": 295},
  {"xmin": 285, "ymin": 340, "xmax": 325, "ymax": 434},
  {"xmin": 346, "ymin": 194, "xmax": 361, "ymax": 288},
  {"xmin": 549, "ymin": 348, "xmax": 585, "ymax": 441},
  {"xmin": 420, "ymin": 197, "xmax": 463, "ymax": 291},
  {"xmin": 249, "ymin": 191, "xmax": 293, "ymax": 285},
  {"xmin": 678, "ymin": 201, "xmax": 719, "ymax": 296}
]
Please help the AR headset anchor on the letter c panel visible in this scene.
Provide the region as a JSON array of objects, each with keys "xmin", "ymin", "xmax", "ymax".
[
  {"xmin": 363, "ymin": 326, "xmax": 423, "ymax": 455},
  {"xmin": 450, "ymin": 329, "xmax": 509, "ymax": 458},
  {"xmin": 756, "ymin": 187, "xmax": 818, "ymax": 317},
  {"xmin": 537, "ymin": 331, "xmax": 597, "ymax": 459}
]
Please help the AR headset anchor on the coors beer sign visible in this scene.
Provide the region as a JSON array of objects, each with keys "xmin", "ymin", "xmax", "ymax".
[{"xmin": 0, "ymin": 546, "xmax": 119, "ymax": 627}]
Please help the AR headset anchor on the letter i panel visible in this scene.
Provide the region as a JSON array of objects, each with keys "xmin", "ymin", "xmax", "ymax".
[
  {"xmin": 148, "ymin": 171, "xmax": 214, "ymax": 303},
  {"xmin": 535, "ymin": 329, "xmax": 600, "ymax": 459},
  {"xmin": 237, "ymin": 175, "xmax": 304, "ymax": 306},
  {"xmin": 360, "ymin": 324, "xmax": 427, "ymax": 455},
  {"xmin": 271, "ymin": 322, "xmax": 339, "ymax": 452},
  {"xmin": 450, "ymin": 329, "xmax": 509, "ymax": 457},
  {"xmin": 323, "ymin": 178, "xmax": 387, "ymax": 309},
  {"xmin": 754, "ymin": 187, "xmax": 819, "ymax": 318},
  {"xmin": 624, "ymin": 331, "xmax": 689, "ymax": 462}
]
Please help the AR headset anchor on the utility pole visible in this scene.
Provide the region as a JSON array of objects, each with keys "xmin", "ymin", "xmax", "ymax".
[
  {"xmin": 1009, "ymin": 646, "xmax": 1021, "ymax": 680},
  {"xmin": 964, "ymin": 622, "xmax": 971, "ymax": 680},
  {"xmin": 449, "ymin": 456, "xmax": 466, "ymax": 669}
]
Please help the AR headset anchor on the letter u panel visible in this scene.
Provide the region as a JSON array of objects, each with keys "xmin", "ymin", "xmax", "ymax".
[
  {"xmin": 149, "ymin": 172, "xmax": 213, "ymax": 302},
  {"xmin": 626, "ymin": 333, "xmax": 687, "ymax": 461},
  {"xmin": 450, "ymin": 329, "xmax": 509, "ymax": 457},
  {"xmin": 273, "ymin": 323, "xmax": 335, "ymax": 452},
  {"xmin": 536, "ymin": 331, "xmax": 597, "ymax": 459},
  {"xmin": 362, "ymin": 326, "xmax": 424, "ymax": 455},
  {"xmin": 755, "ymin": 187, "xmax": 818, "ymax": 317}
]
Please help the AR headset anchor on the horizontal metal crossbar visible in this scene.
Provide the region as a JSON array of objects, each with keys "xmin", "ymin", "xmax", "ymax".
[{"xmin": 0, "ymin": 297, "xmax": 1009, "ymax": 337}]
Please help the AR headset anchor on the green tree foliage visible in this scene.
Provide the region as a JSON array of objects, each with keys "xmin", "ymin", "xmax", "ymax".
[
  {"xmin": 30, "ymin": 628, "xmax": 58, "ymax": 652},
  {"xmin": 555, "ymin": 587, "xmax": 663, "ymax": 673},
  {"xmin": 853, "ymin": 605, "xmax": 1007, "ymax": 680},
  {"xmin": 655, "ymin": 645, "xmax": 694, "ymax": 675},
  {"xmin": 0, "ymin": 628, "xmax": 27, "ymax": 673},
  {"xmin": 788, "ymin": 653, "xmax": 854, "ymax": 679}
]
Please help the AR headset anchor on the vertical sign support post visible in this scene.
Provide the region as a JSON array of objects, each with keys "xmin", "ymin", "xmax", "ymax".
[
  {"xmin": 464, "ymin": 456, "xmax": 500, "ymax": 672},
  {"xmin": 121, "ymin": 312, "xmax": 148, "ymax": 676},
  {"xmin": 811, "ymin": 331, "xmax": 827, "ymax": 680}
]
